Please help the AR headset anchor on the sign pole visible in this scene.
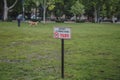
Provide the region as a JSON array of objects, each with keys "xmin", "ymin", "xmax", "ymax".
[
  {"xmin": 54, "ymin": 27, "xmax": 71, "ymax": 78},
  {"xmin": 61, "ymin": 39, "xmax": 64, "ymax": 78}
]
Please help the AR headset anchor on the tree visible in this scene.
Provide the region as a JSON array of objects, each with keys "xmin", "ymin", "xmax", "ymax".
[
  {"xmin": 82, "ymin": 0, "xmax": 105, "ymax": 23},
  {"xmin": 41, "ymin": 0, "xmax": 56, "ymax": 23},
  {"xmin": 70, "ymin": 0, "xmax": 85, "ymax": 21},
  {"xmin": 54, "ymin": 1, "xmax": 64, "ymax": 18},
  {"xmin": 3, "ymin": 0, "xmax": 18, "ymax": 21},
  {"xmin": 7, "ymin": 0, "xmax": 119, "ymax": 22},
  {"xmin": 82, "ymin": 0, "xmax": 120, "ymax": 22},
  {"xmin": 32, "ymin": 0, "xmax": 41, "ymax": 20},
  {"xmin": 25, "ymin": 0, "xmax": 56, "ymax": 23},
  {"xmin": 90, "ymin": 0, "xmax": 103, "ymax": 23}
]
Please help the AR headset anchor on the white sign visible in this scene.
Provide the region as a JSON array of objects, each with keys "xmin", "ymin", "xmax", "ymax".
[{"xmin": 54, "ymin": 27, "xmax": 71, "ymax": 39}]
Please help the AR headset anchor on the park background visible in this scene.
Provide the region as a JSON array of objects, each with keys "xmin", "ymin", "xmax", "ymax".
[
  {"xmin": 0, "ymin": 0, "xmax": 120, "ymax": 80},
  {"xmin": 0, "ymin": 0, "xmax": 120, "ymax": 23}
]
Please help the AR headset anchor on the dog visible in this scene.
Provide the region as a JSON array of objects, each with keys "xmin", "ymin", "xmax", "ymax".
[{"xmin": 28, "ymin": 21, "xmax": 38, "ymax": 26}]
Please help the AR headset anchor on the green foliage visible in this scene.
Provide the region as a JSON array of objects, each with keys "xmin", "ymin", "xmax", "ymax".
[
  {"xmin": 54, "ymin": 2, "xmax": 64, "ymax": 17},
  {"xmin": 70, "ymin": 0, "xmax": 85, "ymax": 15},
  {"xmin": 2, "ymin": 0, "xmax": 120, "ymax": 21},
  {"xmin": 100, "ymin": 4, "xmax": 107, "ymax": 16},
  {"xmin": 48, "ymin": 5, "xmax": 55, "ymax": 11}
]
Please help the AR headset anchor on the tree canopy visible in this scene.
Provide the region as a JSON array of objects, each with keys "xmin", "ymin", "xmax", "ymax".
[{"xmin": 0, "ymin": 0, "xmax": 120, "ymax": 22}]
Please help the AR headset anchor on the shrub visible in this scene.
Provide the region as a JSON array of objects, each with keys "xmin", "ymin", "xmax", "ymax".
[
  {"xmin": 76, "ymin": 19, "xmax": 86, "ymax": 23},
  {"xmin": 55, "ymin": 19, "xmax": 64, "ymax": 23},
  {"xmin": 31, "ymin": 19, "xmax": 41, "ymax": 22}
]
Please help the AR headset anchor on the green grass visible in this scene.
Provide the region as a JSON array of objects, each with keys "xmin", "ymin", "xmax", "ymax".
[{"xmin": 0, "ymin": 22, "xmax": 120, "ymax": 80}]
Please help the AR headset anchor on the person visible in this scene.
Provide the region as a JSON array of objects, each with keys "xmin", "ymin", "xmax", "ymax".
[
  {"xmin": 17, "ymin": 14, "xmax": 23, "ymax": 27},
  {"xmin": 112, "ymin": 16, "xmax": 117, "ymax": 23},
  {"xmin": 99, "ymin": 16, "xmax": 102, "ymax": 23}
]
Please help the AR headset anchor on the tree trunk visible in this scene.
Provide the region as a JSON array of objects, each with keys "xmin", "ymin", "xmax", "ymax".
[
  {"xmin": 3, "ymin": 0, "xmax": 18, "ymax": 21},
  {"xmin": 112, "ymin": 15, "xmax": 115, "ymax": 23},
  {"xmin": 36, "ymin": 7, "xmax": 37, "ymax": 19},
  {"xmin": 94, "ymin": 7, "xmax": 98, "ymax": 23},
  {"xmin": 3, "ymin": 8, "xmax": 8, "ymax": 21},
  {"xmin": 43, "ymin": 7, "xmax": 46, "ymax": 24},
  {"xmin": 3, "ymin": 0, "xmax": 8, "ymax": 21},
  {"xmin": 43, "ymin": 0, "xmax": 46, "ymax": 24},
  {"xmin": 97, "ymin": 6, "xmax": 100, "ymax": 23},
  {"xmin": 74, "ymin": 14, "xmax": 77, "ymax": 22}
]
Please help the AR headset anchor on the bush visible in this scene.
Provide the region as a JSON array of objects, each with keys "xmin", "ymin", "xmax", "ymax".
[
  {"xmin": 76, "ymin": 19, "xmax": 86, "ymax": 23},
  {"xmin": 55, "ymin": 19, "xmax": 64, "ymax": 23},
  {"xmin": 103, "ymin": 19, "xmax": 112, "ymax": 23},
  {"xmin": 31, "ymin": 19, "xmax": 41, "ymax": 22},
  {"xmin": 7, "ymin": 17, "xmax": 12, "ymax": 22}
]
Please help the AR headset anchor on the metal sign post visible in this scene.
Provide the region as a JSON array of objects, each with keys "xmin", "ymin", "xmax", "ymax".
[
  {"xmin": 61, "ymin": 39, "xmax": 64, "ymax": 78},
  {"xmin": 54, "ymin": 27, "xmax": 71, "ymax": 79}
]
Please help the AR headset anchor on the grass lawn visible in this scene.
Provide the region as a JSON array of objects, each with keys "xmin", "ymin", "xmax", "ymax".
[{"xmin": 0, "ymin": 22, "xmax": 120, "ymax": 80}]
